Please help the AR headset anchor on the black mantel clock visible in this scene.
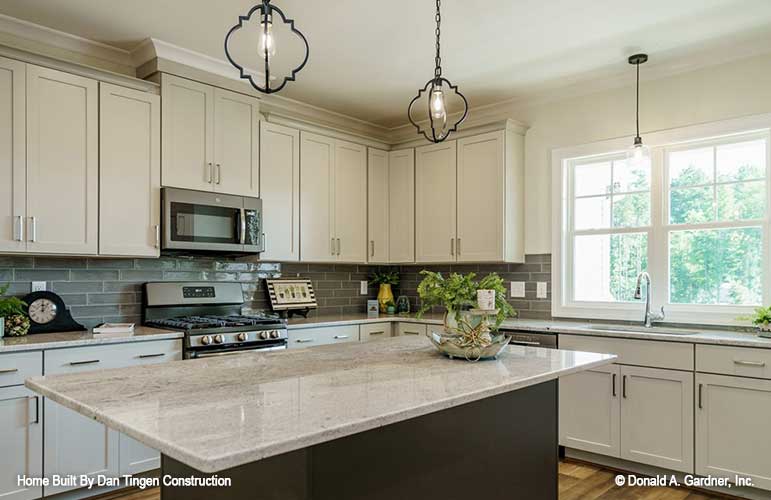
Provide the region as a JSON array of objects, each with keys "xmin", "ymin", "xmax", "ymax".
[{"xmin": 22, "ymin": 291, "xmax": 86, "ymax": 334}]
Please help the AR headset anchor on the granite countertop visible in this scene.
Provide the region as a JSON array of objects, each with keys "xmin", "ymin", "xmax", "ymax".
[
  {"xmin": 26, "ymin": 336, "xmax": 615, "ymax": 473},
  {"xmin": 0, "ymin": 326, "xmax": 183, "ymax": 354},
  {"xmin": 291, "ymin": 314, "xmax": 771, "ymax": 349}
]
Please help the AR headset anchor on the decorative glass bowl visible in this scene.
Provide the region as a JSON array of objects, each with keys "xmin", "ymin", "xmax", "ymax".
[{"xmin": 426, "ymin": 309, "xmax": 509, "ymax": 361}]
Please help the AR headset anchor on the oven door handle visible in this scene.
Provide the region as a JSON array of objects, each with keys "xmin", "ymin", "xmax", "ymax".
[
  {"xmin": 509, "ymin": 340, "xmax": 541, "ymax": 346},
  {"xmin": 190, "ymin": 345, "xmax": 287, "ymax": 359}
]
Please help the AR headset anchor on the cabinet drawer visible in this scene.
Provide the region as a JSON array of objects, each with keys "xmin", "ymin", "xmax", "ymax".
[
  {"xmin": 697, "ymin": 344, "xmax": 771, "ymax": 379},
  {"xmin": 0, "ymin": 351, "xmax": 43, "ymax": 387},
  {"xmin": 360, "ymin": 323, "xmax": 392, "ymax": 342},
  {"xmin": 45, "ymin": 340, "xmax": 182, "ymax": 375},
  {"xmin": 396, "ymin": 323, "xmax": 427, "ymax": 337},
  {"xmin": 559, "ymin": 334, "xmax": 693, "ymax": 371},
  {"xmin": 288, "ymin": 325, "xmax": 360, "ymax": 349}
]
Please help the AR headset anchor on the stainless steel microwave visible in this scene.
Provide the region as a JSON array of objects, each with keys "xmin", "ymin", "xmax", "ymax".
[{"xmin": 162, "ymin": 188, "xmax": 264, "ymax": 254}]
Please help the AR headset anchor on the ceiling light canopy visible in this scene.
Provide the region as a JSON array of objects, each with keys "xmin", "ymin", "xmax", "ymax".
[
  {"xmin": 224, "ymin": 0, "xmax": 309, "ymax": 94},
  {"xmin": 407, "ymin": 0, "xmax": 468, "ymax": 143},
  {"xmin": 627, "ymin": 53, "xmax": 649, "ymax": 168}
]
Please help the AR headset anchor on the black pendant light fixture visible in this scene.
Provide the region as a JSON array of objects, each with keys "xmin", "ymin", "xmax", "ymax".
[
  {"xmin": 627, "ymin": 53, "xmax": 650, "ymax": 167},
  {"xmin": 407, "ymin": 0, "xmax": 469, "ymax": 143},
  {"xmin": 224, "ymin": 0, "xmax": 309, "ymax": 94}
]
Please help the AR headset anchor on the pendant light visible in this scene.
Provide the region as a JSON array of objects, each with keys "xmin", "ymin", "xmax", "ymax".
[
  {"xmin": 224, "ymin": 0, "xmax": 309, "ymax": 94},
  {"xmin": 407, "ymin": 0, "xmax": 468, "ymax": 143},
  {"xmin": 627, "ymin": 53, "xmax": 649, "ymax": 167}
]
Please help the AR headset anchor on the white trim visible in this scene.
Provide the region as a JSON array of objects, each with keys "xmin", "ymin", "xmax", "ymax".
[{"xmin": 552, "ymin": 113, "xmax": 771, "ymax": 326}]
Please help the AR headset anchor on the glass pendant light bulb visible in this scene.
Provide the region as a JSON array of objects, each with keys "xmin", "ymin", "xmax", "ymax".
[
  {"xmin": 627, "ymin": 137, "xmax": 650, "ymax": 168},
  {"xmin": 430, "ymin": 86, "xmax": 447, "ymax": 121},
  {"xmin": 258, "ymin": 19, "xmax": 276, "ymax": 59}
]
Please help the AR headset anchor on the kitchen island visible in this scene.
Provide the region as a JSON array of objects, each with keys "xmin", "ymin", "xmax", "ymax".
[{"xmin": 26, "ymin": 335, "xmax": 615, "ymax": 500}]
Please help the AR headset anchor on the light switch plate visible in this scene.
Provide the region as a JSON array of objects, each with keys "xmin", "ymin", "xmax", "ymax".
[
  {"xmin": 510, "ymin": 281, "xmax": 525, "ymax": 298},
  {"xmin": 360, "ymin": 281, "xmax": 368, "ymax": 295},
  {"xmin": 536, "ymin": 282, "xmax": 548, "ymax": 299},
  {"xmin": 31, "ymin": 281, "xmax": 46, "ymax": 292}
]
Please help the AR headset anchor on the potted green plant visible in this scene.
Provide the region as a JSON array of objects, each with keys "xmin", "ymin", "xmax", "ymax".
[
  {"xmin": 0, "ymin": 284, "xmax": 29, "ymax": 338},
  {"xmin": 369, "ymin": 270, "xmax": 400, "ymax": 312},
  {"xmin": 746, "ymin": 306, "xmax": 771, "ymax": 338}
]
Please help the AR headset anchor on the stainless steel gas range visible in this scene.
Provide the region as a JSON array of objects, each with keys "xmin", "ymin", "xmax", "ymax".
[{"xmin": 142, "ymin": 282, "xmax": 287, "ymax": 359}]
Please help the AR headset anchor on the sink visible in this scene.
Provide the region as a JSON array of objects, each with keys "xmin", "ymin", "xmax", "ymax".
[{"xmin": 582, "ymin": 325, "xmax": 702, "ymax": 336}]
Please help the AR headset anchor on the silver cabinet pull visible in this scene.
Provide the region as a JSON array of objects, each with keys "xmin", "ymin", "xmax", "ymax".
[
  {"xmin": 261, "ymin": 232, "xmax": 266, "ymax": 252},
  {"xmin": 31, "ymin": 396, "xmax": 39, "ymax": 424},
  {"xmin": 612, "ymin": 373, "xmax": 617, "ymax": 397},
  {"xmin": 69, "ymin": 359, "xmax": 100, "ymax": 366},
  {"xmin": 734, "ymin": 360, "xmax": 766, "ymax": 367},
  {"xmin": 334, "ymin": 335, "xmax": 349, "ymax": 340},
  {"xmin": 207, "ymin": 162, "xmax": 213, "ymax": 183},
  {"xmin": 450, "ymin": 238, "xmax": 454, "ymax": 256},
  {"xmin": 155, "ymin": 225, "xmax": 161, "ymax": 249},
  {"xmin": 698, "ymin": 383, "xmax": 703, "ymax": 409},
  {"xmin": 15, "ymin": 215, "xmax": 23, "ymax": 242},
  {"xmin": 457, "ymin": 238, "xmax": 461, "ymax": 256},
  {"xmin": 404, "ymin": 331, "xmax": 420, "ymax": 336},
  {"xmin": 239, "ymin": 208, "xmax": 246, "ymax": 244},
  {"xmin": 138, "ymin": 353, "xmax": 165, "ymax": 359},
  {"xmin": 370, "ymin": 331, "xmax": 385, "ymax": 335},
  {"xmin": 622, "ymin": 375, "xmax": 627, "ymax": 398},
  {"xmin": 370, "ymin": 240, "xmax": 375, "ymax": 258},
  {"xmin": 331, "ymin": 238, "xmax": 336, "ymax": 256},
  {"xmin": 0, "ymin": 368, "xmax": 19, "ymax": 374},
  {"xmin": 337, "ymin": 238, "xmax": 341, "ymax": 256},
  {"xmin": 216, "ymin": 163, "xmax": 222, "ymax": 184},
  {"xmin": 29, "ymin": 217, "xmax": 37, "ymax": 242},
  {"xmin": 296, "ymin": 339, "xmax": 314, "ymax": 343},
  {"xmin": 510, "ymin": 340, "xmax": 540, "ymax": 346}
]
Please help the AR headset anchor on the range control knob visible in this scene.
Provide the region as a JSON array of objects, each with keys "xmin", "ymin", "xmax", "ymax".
[
  {"xmin": 237, "ymin": 332, "xmax": 248, "ymax": 342},
  {"xmin": 213, "ymin": 334, "xmax": 224, "ymax": 344},
  {"xmin": 200, "ymin": 335, "xmax": 212, "ymax": 346},
  {"xmin": 259, "ymin": 331, "xmax": 269, "ymax": 340},
  {"xmin": 270, "ymin": 330, "xmax": 280, "ymax": 339}
]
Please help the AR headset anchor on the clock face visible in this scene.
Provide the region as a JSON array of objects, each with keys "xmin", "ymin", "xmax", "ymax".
[{"xmin": 28, "ymin": 298, "xmax": 58, "ymax": 325}]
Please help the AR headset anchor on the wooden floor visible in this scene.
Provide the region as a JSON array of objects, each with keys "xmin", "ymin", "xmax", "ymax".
[{"xmin": 99, "ymin": 460, "xmax": 732, "ymax": 500}]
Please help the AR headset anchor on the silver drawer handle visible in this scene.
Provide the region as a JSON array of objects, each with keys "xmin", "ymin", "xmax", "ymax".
[
  {"xmin": 296, "ymin": 339, "xmax": 314, "ymax": 343},
  {"xmin": 370, "ymin": 331, "xmax": 385, "ymax": 335},
  {"xmin": 510, "ymin": 340, "xmax": 540, "ymax": 346},
  {"xmin": 404, "ymin": 331, "xmax": 420, "ymax": 335},
  {"xmin": 734, "ymin": 360, "xmax": 766, "ymax": 367},
  {"xmin": 138, "ymin": 353, "xmax": 166, "ymax": 359},
  {"xmin": 0, "ymin": 368, "xmax": 19, "ymax": 374},
  {"xmin": 334, "ymin": 335, "xmax": 350, "ymax": 339},
  {"xmin": 69, "ymin": 359, "xmax": 100, "ymax": 366}
]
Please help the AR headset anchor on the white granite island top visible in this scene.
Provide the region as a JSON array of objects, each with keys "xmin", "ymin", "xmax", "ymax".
[{"xmin": 26, "ymin": 335, "xmax": 615, "ymax": 473}]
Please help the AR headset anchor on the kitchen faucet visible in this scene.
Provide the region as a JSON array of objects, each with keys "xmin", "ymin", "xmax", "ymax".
[{"xmin": 634, "ymin": 272, "xmax": 665, "ymax": 327}]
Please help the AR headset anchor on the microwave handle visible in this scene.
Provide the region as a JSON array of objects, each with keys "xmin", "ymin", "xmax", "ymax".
[{"xmin": 239, "ymin": 208, "xmax": 246, "ymax": 244}]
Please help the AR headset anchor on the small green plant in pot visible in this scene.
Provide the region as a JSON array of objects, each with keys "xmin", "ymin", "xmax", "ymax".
[
  {"xmin": 0, "ymin": 284, "xmax": 29, "ymax": 337},
  {"xmin": 369, "ymin": 270, "xmax": 400, "ymax": 312},
  {"xmin": 744, "ymin": 306, "xmax": 771, "ymax": 338}
]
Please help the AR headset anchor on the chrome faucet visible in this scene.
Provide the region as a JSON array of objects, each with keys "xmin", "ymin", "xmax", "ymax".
[{"xmin": 634, "ymin": 272, "xmax": 665, "ymax": 327}]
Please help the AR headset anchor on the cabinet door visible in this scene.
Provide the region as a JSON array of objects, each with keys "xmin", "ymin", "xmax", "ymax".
[
  {"xmin": 0, "ymin": 387, "xmax": 42, "ymax": 500},
  {"xmin": 559, "ymin": 364, "xmax": 620, "ymax": 457},
  {"xmin": 388, "ymin": 149, "xmax": 415, "ymax": 263},
  {"xmin": 0, "ymin": 57, "xmax": 25, "ymax": 253},
  {"xmin": 415, "ymin": 141, "xmax": 457, "ymax": 263},
  {"xmin": 26, "ymin": 65, "xmax": 98, "ymax": 255},
  {"xmin": 335, "ymin": 140, "xmax": 367, "ymax": 263},
  {"xmin": 213, "ymin": 88, "xmax": 259, "ymax": 196},
  {"xmin": 99, "ymin": 83, "xmax": 161, "ymax": 257},
  {"xmin": 260, "ymin": 121, "xmax": 300, "ymax": 261},
  {"xmin": 367, "ymin": 148, "xmax": 389, "ymax": 263},
  {"xmin": 456, "ymin": 131, "xmax": 504, "ymax": 262},
  {"xmin": 161, "ymin": 74, "xmax": 214, "ymax": 191},
  {"xmin": 696, "ymin": 373, "xmax": 771, "ymax": 490},
  {"xmin": 620, "ymin": 366, "xmax": 693, "ymax": 473},
  {"xmin": 300, "ymin": 132, "xmax": 336, "ymax": 262}
]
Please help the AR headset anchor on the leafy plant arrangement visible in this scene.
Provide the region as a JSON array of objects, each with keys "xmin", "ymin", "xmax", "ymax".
[
  {"xmin": 416, "ymin": 271, "xmax": 515, "ymax": 330},
  {"xmin": 0, "ymin": 284, "xmax": 26, "ymax": 318},
  {"xmin": 368, "ymin": 270, "xmax": 400, "ymax": 286},
  {"xmin": 739, "ymin": 306, "xmax": 771, "ymax": 329}
]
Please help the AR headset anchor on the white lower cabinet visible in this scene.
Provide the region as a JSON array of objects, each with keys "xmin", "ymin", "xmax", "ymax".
[
  {"xmin": 0, "ymin": 386, "xmax": 42, "ymax": 500},
  {"xmin": 696, "ymin": 373, "xmax": 771, "ymax": 490},
  {"xmin": 360, "ymin": 323, "xmax": 392, "ymax": 342},
  {"xmin": 395, "ymin": 322, "xmax": 427, "ymax": 337},
  {"xmin": 619, "ymin": 366, "xmax": 693, "ymax": 473},
  {"xmin": 559, "ymin": 364, "xmax": 620, "ymax": 457}
]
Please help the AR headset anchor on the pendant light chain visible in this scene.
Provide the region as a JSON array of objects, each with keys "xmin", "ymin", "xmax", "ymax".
[
  {"xmin": 635, "ymin": 61, "xmax": 640, "ymax": 139},
  {"xmin": 434, "ymin": 0, "xmax": 442, "ymax": 78}
]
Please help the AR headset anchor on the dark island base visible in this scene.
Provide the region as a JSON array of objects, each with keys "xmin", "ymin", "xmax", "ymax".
[{"xmin": 162, "ymin": 379, "xmax": 558, "ymax": 500}]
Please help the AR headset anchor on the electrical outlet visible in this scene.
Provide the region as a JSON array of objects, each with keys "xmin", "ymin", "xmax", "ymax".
[
  {"xmin": 536, "ymin": 282, "xmax": 548, "ymax": 299},
  {"xmin": 510, "ymin": 281, "xmax": 525, "ymax": 298},
  {"xmin": 360, "ymin": 281, "xmax": 369, "ymax": 295},
  {"xmin": 31, "ymin": 281, "xmax": 46, "ymax": 292}
]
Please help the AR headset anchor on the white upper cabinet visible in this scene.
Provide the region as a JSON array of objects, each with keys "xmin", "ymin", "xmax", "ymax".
[
  {"xmin": 334, "ymin": 140, "xmax": 367, "ymax": 262},
  {"xmin": 415, "ymin": 141, "xmax": 457, "ymax": 263},
  {"xmin": 260, "ymin": 121, "xmax": 300, "ymax": 262},
  {"xmin": 161, "ymin": 74, "xmax": 214, "ymax": 191},
  {"xmin": 213, "ymin": 87, "xmax": 259, "ymax": 196},
  {"xmin": 367, "ymin": 148, "xmax": 389, "ymax": 263},
  {"xmin": 99, "ymin": 83, "xmax": 161, "ymax": 257},
  {"xmin": 26, "ymin": 65, "xmax": 98, "ymax": 255},
  {"xmin": 300, "ymin": 132, "xmax": 367, "ymax": 263},
  {"xmin": 457, "ymin": 131, "xmax": 505, "ymax": 262},
  {"xmin": 0, "ymin": 56, "xmax": 25, "ymax": 253},
  {"xmin": 388, "ymin": 149, "xmax": 415, "ymax": 263},
  {"xmin": 300, "ymin": 132, "xmax": 336, "ymax": 262}
]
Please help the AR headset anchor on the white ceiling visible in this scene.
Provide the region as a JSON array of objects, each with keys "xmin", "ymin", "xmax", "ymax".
[{"xmin": 2, "ymin": 0, "xmax": 771, "ymax": 127}]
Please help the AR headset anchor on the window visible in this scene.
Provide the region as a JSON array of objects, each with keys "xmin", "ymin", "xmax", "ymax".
[{"xmin": 553, "ymin": 117, "xmax": 771, "ymax": 325}]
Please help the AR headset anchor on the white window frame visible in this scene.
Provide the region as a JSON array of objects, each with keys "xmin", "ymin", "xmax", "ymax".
[{"xmin": 552, "ymin": 114, "xmax": 771, "ymax": 325}]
